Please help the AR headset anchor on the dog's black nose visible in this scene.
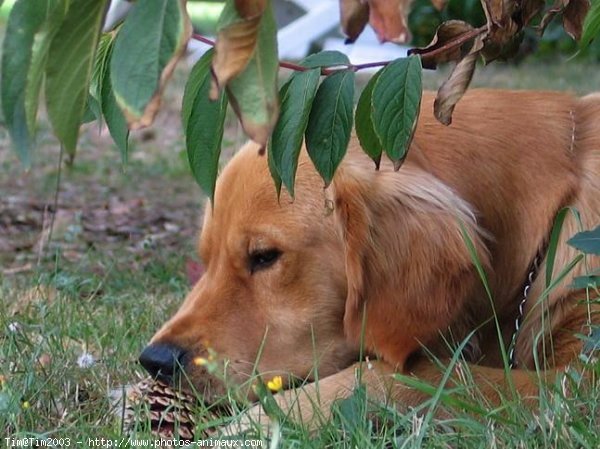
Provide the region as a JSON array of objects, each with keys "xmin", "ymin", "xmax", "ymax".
[{"xmin": 139, "ymin": 343, "xmax": 187, "ymax": 382}]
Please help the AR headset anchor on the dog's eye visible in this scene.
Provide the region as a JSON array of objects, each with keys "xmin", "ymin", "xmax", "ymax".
[{"xmin": 248, "ymin": 249, "xmax": 281, "ymax": 274}]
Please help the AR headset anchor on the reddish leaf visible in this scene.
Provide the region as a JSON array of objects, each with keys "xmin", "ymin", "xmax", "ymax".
[
  {"xmin": 434, "ymin": 37, "xmax": 483, "ymax": 126},
  {"xmin": 367, "ymin": 0, "xmax": 414, "ymax": 43},
  {"xmin": 211, "ymin": 3, "xmax": 261, "ymax": 99},
  {"xmin": 481, "ymin": 0, "xmax": 505, "ymax": 26},
  {"xmin": 340, "ymin": 0, "xmax": 370, "ymax": 43},
  {"xmin": 409, "ymin": 20, "xmax": 478, "ymax": 69},
  {"xmin": 520, "ymin": 0, "xmax": 545, "ymax": 25},
  {"xmin": 564, "ymin": 0, "xmax": 591, "ymax": 40},
  {"xmin": 224, "ymin": 5, "xmax": 279, "ymax": 146},
  {"xmin": 481, "ymin": 0, "xmax": 520, "ymax": 48},
  {"xmin": 234, "ymin": 0, "xmax": 267, "ymax": 19},
  {"xmin": 538, "ymin": 0, "xmax": 590, "ymax": 40},
  {"xmin": 539, "ymin": 0, "xmax": 566, "ymax": 33}
]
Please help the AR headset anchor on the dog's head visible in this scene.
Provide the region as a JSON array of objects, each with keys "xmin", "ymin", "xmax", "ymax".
[
  {"xmin": 139, "ymin": 138, "xmax": 483, "ymax": 401},
  {"xmin": 139, "ymin": 142, "xmax": 359, "ymax": 401}
]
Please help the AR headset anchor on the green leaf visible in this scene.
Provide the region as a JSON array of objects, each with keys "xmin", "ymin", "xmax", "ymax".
[
  {"xmin": 1, "ymin": 0, "xmax": 58, "ymax": 166},
  {"xmin": 101, "ymin": 40, "xmax": 130, "ymax": 164},
  {"xmin": 581, "ymin": 0, "xmax": 600, "ymax": 50},
  {"xmin": 266, "ymin": 79, "xmax": 291, "ymax": 197},
  {"xmin": 301, "ymin": 50, "xmax": 350, "ymax": 69},
  {"xmin": 81, "ymin": 95, "xmax": 100, "ymax": 124},
  {"xmin": 331, "ymin": 385, "xmax": 368, "ymax": 436},
  {"xmin": 84, "ymin": 34, "xmax": 109, "ymax": 126},
  {"xmin": 305, "ymin": 70, "xmax": 355, "ymax": 186},
  {"xmin": 226, "ymin": 4, "xmax": 279, "ymax": 146},
  {"xmin": 570, "ymin": 275, "xmax": 600, "ymax": 289},
  {"xmin": 45, "ymin": 0, "xmax": 108, "ymax": 157},
  {"xmin": 184, "ymin": 52, "xmax": 228, "ymax": 202},
  {"xmin": 25, "ymin": 1, "xmax": 67, "ymax": 140},
  {"xmin": 267, "ymin": 50, "xmax": 349, "ymax": 195},
  {"xmin": 568, "ymin": 225, "xmax": 600, "ymax": 255},
  {"xmin": 89, "ymin": 33, "xmax": 115, "ymax": 121},
  {"xmin": 111, "ymin": 0, "xmax": 190, "ymax": 125},
  {"xmin": 355, "ymin": 71, "xmax": 383, "ymax": 168},
  {"xmin": 182, "ymin": 49, "xmax": 215, "ymax": 130},
  {"xmin": 546, "ymin": 208, "xmax": 570, "ymax": 288},
  {"xmin": 371, "ymin": 56, "xmax": 422, "ymax": 168},
  {"xmin": 267, "ymin": 142, "xmax": 282, "ymax": 197},
  {"xmin": 271, "ymin": 68, "xmax": 320, "ymax": 196},
  {"xmin": 583, "ymin": 325, "xmax": 600, "ymax": 354}
]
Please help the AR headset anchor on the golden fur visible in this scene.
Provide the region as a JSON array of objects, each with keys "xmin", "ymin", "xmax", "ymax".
[{"xmin": 146, "ymin": 89, "xmax": 600, "ymax": 425}]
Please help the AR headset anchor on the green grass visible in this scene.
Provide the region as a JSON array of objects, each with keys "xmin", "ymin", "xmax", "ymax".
[
  {"xmin": 1, "ymin": 57, "xmax": 600, "ymax": 446},
  {"xmin": 0, "ymin": 258, "xmax": 186, "ymax": 440},
  {"xmin": 2, "ymin": 267, "xmax": 598, "ymax": 447}
]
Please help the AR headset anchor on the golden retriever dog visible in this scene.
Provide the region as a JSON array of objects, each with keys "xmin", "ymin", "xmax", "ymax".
[{"xmin": 139, "ymin": 89, "xmax": 600, "ymax": 428}]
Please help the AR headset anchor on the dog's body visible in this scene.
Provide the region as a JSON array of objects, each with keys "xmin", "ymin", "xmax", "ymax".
[{"xmin": 140, "ymin": 89, "xmax": 600, "ymax": 425}]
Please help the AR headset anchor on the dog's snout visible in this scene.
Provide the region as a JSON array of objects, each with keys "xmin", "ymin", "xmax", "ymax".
[{"xmin": 139, "ymin": 342, "xmax": 187, "ymax": 382}]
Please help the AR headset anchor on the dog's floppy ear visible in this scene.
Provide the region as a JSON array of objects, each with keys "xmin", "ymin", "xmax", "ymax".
[{"xmin": 331, "ymin": 160, "xmax": 490, "ymax": 370}]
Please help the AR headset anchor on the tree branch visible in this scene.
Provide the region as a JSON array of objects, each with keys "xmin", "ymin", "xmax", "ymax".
[
  {"xmin": 409, "ymin": 26, "xmax": 487, "ymax": 61},
  {"xmin": 192, "ymin": 34, "xmax": 216, "ymax": 46},
  {"xmin": 192, "ymin": 33, "xmax": 394, "ymax": 74},
  {"xmin": 191, "ymin": 27, "xmax": 487, "ymax": 75}
]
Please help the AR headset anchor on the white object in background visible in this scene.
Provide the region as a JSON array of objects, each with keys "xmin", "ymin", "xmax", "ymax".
[
  {"xmin": 188, "ymin": 39, "xmax": 214, "ymax": 63},
  {"xmin": 103, "ymin": 0, "xmax": 133, "ymax": 32},
  {"xmin": 188, "ymin": 0, "xmax": 342, "ymax": 62},
  {"xmin": 323, "ymin": 25, "xmax": 409, "ymax": 68},
  {"xmin": 276, "ymin": 0, "xmax": 340, "ymax": 59}
]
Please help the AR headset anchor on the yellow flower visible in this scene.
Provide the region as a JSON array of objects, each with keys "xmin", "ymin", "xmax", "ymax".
[
  {"xmin": 193, "ymin": 356, "xmax": 208, "ymax": 366},
  {"xmin": 267, "ymin": 375, "xmax": 283, "ymax": 392},
  {"xmin": 22, "ymin": 401, "xmax": 30, "ymax": 409}
]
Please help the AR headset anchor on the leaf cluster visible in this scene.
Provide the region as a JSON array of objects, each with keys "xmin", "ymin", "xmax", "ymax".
[{"xmin": 1, "ymin": 0, "xmax": 598, "ymax": 198}]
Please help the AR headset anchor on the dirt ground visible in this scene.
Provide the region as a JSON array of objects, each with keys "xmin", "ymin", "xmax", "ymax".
[{"xmin": 0, "ymin": 64, "xmax": 249, "ymax": 286}]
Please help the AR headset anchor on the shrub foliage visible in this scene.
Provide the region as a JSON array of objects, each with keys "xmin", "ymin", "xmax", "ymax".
[{"xmin": 1, "ymin": 0, "xmax": 599, "ymax": 198}]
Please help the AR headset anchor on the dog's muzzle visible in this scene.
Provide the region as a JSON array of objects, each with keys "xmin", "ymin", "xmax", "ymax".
[{"xmin": 139, "ymin": 342, "xmax": 187, "ymax": 383}]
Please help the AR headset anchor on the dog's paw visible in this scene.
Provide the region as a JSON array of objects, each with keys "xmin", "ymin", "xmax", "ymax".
[{"xmin": 214, "ymin": 402, "xmax": 273, "ymax": 438}]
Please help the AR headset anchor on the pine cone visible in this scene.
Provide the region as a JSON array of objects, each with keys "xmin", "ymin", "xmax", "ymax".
[{"xmin": 119, "ymin": 378, "xmax": 220, "ymax": 441}]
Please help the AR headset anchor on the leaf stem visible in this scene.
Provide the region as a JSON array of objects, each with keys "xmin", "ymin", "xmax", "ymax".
[
  {"xmin": 192, "ymin": 33, "xmax": 392, "ymax": 74},
  {"xmin": 192, "ymin": 34, "xmax": 216, "ymax": 46},
  {"xmin": 410, "ymin": 26, "xmax": 487, "ymax": 61},
  {"xmin": 278, "ymin": 60, "xmax": 308, "ymax": 72},
  {"xmin": 191, "ymin": 27, "xmax": 486, "ymax": 75}
]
